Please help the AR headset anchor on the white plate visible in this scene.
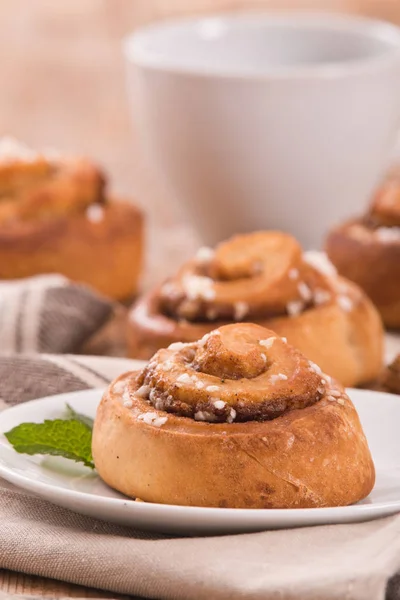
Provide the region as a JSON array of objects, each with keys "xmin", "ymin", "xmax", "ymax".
[{"xmin": 0, "ymin": 388, "xmax": 399, "ymax": 535}]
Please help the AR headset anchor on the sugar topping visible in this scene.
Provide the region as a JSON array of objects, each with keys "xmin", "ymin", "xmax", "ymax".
[
  {"xmin": 0, "ymin": 136, "xmax": 40, "ymax": 163},
  {"xmin": 138, "ymin": 412, "xmax": 168, "ymax": 427},
  {"xmin": 227, "ymin": 408, "xmax": 237, "ymax": 423},
  {"xmin": 214, "ymin": 399, "xmax": 226, "ymax": 409},
  {"xmin": 314, "ymin": 289, "xmax": 331, "ymax": 305},
  {"xmin": 123, "ymin": 399, "xmax": 133, "ymax": 408},
  {"xmin": 303, "ymin": 251, "xmax": 337, "ymax": 278},
  {"xmin": 0, "ymin": 136, "xmax": 62, "ymax": 164},
  {"xmin": 234, "ymin": 301, "xmax": 249, "ymax": 321},
  {"xmin": 337, "ymin": 294, "xmax": 353, "ymax": 312},
  {"xmin": 308, "ymin": 360, "xmax": 322, "ymax": 375},
  {"xmin": 288, "ymin": 268, "xmax": 299, "ymax": 280},
  {"xmin": 153, "ymin": 397, "xmax": 164, "ymax": 411},
  {"xmin": 259, "ymin": 337, "xmax": 277, "ymax": 349},
  {"xmin": 206, "ymin": 385, "xmax": 220, "ymax": 392},
  {"xmin": 86, "ymin": 204, "xmax": 104, "ymax": 224},
  {"xmin": 195, "ymin": 381, "xmax": 205, "ymax": 389},
  {"xmin": 149, "ymin": 389, "xmax": 158, "ymax": 403},
  {"xmin": 176, "ymin": 373, "xmax": 192, "ymax": 384},
  {"xmin": 159, "ymin": 360, "xmax": 174, "ymax": 372},
  {"xmin": 194, "ymin": 410, "xmax": 217, "ymax": 422},
  {"xmin": 298, "ymin": 281, "xmax": 312, "ymax": 302},
  {"xmin": 122, "ymin": 387, "xmax": 131, "ymax": 402},
  {"xmin": 286, "ymin": 300, "xmax": 304, "ymax": 317},
  {"xmin": 168, "ymin": 341, "xmax": 187, "ymax": 351},
  {"xmin": 198, "ymin": 330, "xmax": 220, "ymax": 347},
  {"xmin": 136, "ymin": 385, "xmax": 151, "ymax": 399},
  {"xmin": 182, "ymin": 274, "xmax": 216, "ymax": 301},
  {"xmin": 112, "ymin": 379, "xmax": 126, "ymax": 395},
  {"xmin": 270, "ymin": 373, "xmax": 288, "ymax": 383},
  {"xmin": 374, "ymin": 227, "xmax": 400, "ymax": 243},
  {"xmin": 194, "ymin": 246, "xmax": 215, "ymax": 264}
]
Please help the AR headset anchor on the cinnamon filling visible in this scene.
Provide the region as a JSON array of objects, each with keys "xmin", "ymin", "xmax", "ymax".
[
  {"xmin": 134, "ymin": 323, "xmax": 330, "ymax": 423},
  {"xmin": 158, "ymin": 232, "xmax": 336, "ymax": 325}
]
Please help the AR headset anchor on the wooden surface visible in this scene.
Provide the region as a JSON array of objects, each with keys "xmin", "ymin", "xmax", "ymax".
[{"xmin": 1, "ymin": 0, "xmax": 400, "ymax": 598}]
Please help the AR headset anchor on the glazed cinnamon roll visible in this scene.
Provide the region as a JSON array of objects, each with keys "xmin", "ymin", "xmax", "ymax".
[
  {"xmin": 0, "ymin": 137, "xmax": 143, "ymax": 300},
  {"xmin": 93, "ymin": 323, "xmax": 375, "ymax": 508},
  {"xmin": 326, "ymin": 170, "xmax": 400, "ymax": 328},
  {"xmin": 128, "ymin": 231, "xmax": 383, "ymax": 387}
]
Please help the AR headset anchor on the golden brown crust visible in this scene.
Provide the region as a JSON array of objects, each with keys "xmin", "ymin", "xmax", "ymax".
[
  {"xmin": 369, "ymin": 174, "xmax": 400, "ymax": 227},
  {"xmin": 92, "ymin": 323, "xmax": 375, "ymax": 508},
  {"xmin": 0, "ymin": 198, "xmax": 143, "ymax": 300},
  {"xmin": 128, "ymin": 231, "xmax": 383, "ymax": 387},
  {"xmin": 0, "ymin": 156, "xmax": 104, "ymax": 223},
  {"xmin": 372, "ymin": 354, "xmax": 400, "ymax": 394},
  {"xmin": 326, "ymin": 220, "xmax": 400, "ymax": 328},
  {"xmin": 326, "ymin": 170, "xmax": 400, "ymax": 328},
  {"xmin": 0, "ymin": 139, "xmax": 143, "ymax": 300}
]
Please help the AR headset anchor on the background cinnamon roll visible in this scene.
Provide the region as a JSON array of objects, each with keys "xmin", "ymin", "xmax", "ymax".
[
  {"xmin": 371, "ymin": 354, "xmax": 400, "ymax": 394},
  {"xmin": 326, "ymin": 170, "xmax": 400, "ymax": 328},
  {"xmin": 128, "ymin": 231, "xmax": 383, "ymax": 387},
  {"xmin": 93, "ymin": 323, "xmax": 375, "ymax": 509},
  {"xmin": 0, "ymin": 137, "xmax": 143, "ymax": 300}
]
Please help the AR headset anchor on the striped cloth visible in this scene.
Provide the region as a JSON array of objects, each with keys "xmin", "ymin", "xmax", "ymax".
[
  {"xmin": 0, "ymin": 354, "xmax": 137, "ymax": 409},
  {"xmin": 0, "ymin": 275, "xmax": 112, "ymax": 354}
]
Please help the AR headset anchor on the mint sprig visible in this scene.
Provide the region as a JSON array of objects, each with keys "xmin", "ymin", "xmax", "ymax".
[
  {"xmin": 65, "ymin": 403, "xmax": 94, "ymax": 430},
  {"xmin": 4, "ymin": 417, "xmax": 94, "ymax": 469}
]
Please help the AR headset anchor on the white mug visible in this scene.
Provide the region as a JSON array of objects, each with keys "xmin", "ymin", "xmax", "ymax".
[{"xmin": 125, "ymin": 12, "xmax": 400, "ymax": 248}]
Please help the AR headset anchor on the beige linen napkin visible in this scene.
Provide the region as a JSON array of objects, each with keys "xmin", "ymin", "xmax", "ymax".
[
  {"xmin": 0, "ymin": 275, "xmax": 113, "ymax": 354},
  {"xmin": 1, "ymin": 355, "xmax": 400, "ymax": 600}
]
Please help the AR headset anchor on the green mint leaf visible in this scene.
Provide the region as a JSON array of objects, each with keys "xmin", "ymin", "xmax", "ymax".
[
  {"xmin": 64, "ymin": 403, "xmax": 94, "ymax": 430},
  {"xmin": 4, "ymin": 419, "xmax": 94, "ymax": 468}
]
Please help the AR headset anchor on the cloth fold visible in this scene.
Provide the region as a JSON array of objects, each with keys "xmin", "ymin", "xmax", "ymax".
[
  {"xmin": 0, "ymin": 275, "xmax": 113, "ymax": 354},
  {"xmin": 1, "ymin": 354, "xmax": 400, "ymax": 600}
]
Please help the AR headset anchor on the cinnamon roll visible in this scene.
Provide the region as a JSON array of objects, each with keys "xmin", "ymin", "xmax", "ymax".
[
  {"xmin": 0, "ymin": 137, "xmax": 143, "ymax": 300},
  {"xmin": 372, "ymin": 354, "xmax": 400, "ymax": 394},
  {"xmin": 93, "ymin": 323, "xmax": 375, "ymax": 508},
  {"xmin": 128, "ymin": 231, "xmax": 383, "ymax": 387},
  {"xmin": 326, "ymin": 170, "xmax": 400, "ymax": 328}
]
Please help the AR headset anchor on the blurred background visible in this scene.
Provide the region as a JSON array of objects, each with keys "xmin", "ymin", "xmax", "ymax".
[{"xmin": 1, "ymin": 0, "xmax": 399, "ymax": 286}]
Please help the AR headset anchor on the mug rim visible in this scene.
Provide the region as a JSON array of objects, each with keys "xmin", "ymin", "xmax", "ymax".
[{"xmin": 124, "ymin": 11, "xmax": 400, "ymax": 81}]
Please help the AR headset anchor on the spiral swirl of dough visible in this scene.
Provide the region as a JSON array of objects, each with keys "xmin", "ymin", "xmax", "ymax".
[
  {"xmin": 0, "ymin": 137, "xmax": 104, "ymax": 225},
  {"xmin": 132, "ymin": 323, "xmax": 337, "ymax": 423}
]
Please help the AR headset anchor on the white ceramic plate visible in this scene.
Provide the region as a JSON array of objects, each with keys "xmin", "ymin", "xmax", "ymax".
[{"xmin": 0, "ymin": 388, "xmax": 399, "ymax": 535}]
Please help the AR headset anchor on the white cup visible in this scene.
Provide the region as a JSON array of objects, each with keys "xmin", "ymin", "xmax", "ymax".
[{"xmin": 124, "ymin": 13, "xmax": 400, "ymax": 248}]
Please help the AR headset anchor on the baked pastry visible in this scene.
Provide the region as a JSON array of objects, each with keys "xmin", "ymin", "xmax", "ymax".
[
  {"xmin": 128, "ymin": 231, "xmax": 383, "ymax": 387},
  {"xmin": 370, "ymin": 354, "xmax": 400, "ymax": 394},
  {"xmin": 0, "ymin": 137, "xmax": 143, "ymax": 300},
  {"xmin": 93, "ymin": 323, "xmax": 375, "ymax": 508},
  {"xmin": 326, "ymin": 172, "xmax": 400, "ymax": 328}
]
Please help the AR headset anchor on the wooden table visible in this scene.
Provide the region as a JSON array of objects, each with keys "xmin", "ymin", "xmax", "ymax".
[{"xmin": 1, "ymin": 0, "xmax": 400, "ymax": 597}]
